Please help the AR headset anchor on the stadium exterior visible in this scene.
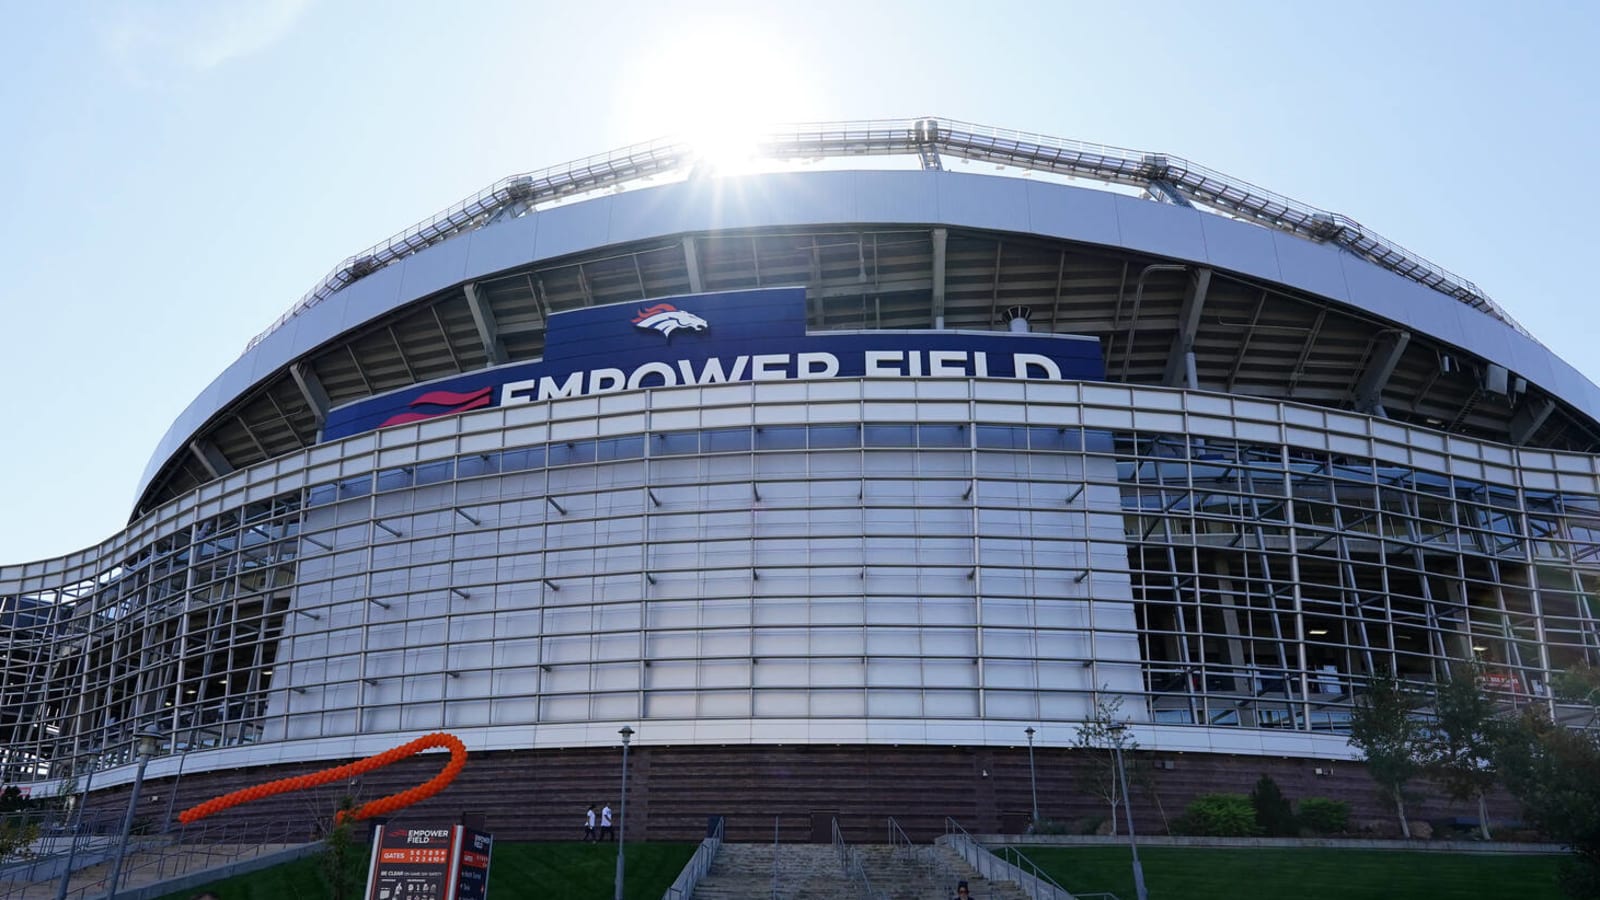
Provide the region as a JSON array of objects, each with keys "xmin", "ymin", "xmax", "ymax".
[{"xmin": 4, "ymin": 118, "xmax": 1600, "ymax": 838}]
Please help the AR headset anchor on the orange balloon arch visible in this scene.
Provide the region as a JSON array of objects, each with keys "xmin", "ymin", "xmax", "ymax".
[{"xmin": 177, "ymin": 732, "xmax": 468, "ymax": 826}]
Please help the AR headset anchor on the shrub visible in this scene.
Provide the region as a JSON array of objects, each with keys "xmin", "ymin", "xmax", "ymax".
[
  {"xmin": 0, "ymin": 787, "xmax": 26, "ymax": 812},
  {"xmin": 1298, "ymin": 797, "xmax": 1351, "ymax": 835},
  {"xmin": 0, "ymin": 821, "xmax": 39, "ymax": 861},
  {"xmin": 1174, "ymin": 793, "xmax": 1261, "ymax": 836},
  {"xmin": 1076, "ymin": 815, "xmax": 1106, "ymax": 835},
  {"xmin": 1033, "ymin": 818, "xmax": 1072, "ymax": 835},
  {"xmin": 1250, "ymin": 774, "xmax": 1297, "ymax": 836}
]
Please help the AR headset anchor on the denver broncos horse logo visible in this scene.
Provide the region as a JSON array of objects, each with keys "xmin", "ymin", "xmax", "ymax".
[{"xmin": 631, "ymin": 303, "xmax": 708, "ymax": 340}]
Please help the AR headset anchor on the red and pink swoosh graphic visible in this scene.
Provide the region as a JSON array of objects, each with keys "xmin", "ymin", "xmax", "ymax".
[
  {"xmin": 379, "ymin": 386, "xmax": 494, "ymax": 428},
  {"xmin": 631, "ymin": 303, "xmax": 679, "ymax": 322}
]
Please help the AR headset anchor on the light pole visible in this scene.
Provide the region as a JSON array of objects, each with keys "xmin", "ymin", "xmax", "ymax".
[
  {"xmin": 54, "ymin": 753, "xmax": 98, "ymax": 900},
  {"xmin": 1106, "ymin": 723, "xmax": 1147, "ymax": 900},
  {"xmin": 1023, "ymin": 727, "xmax": 1039, "ymax": 830},
  {"xmin": 613, "ymin": 725, "xmax": 634, "ymax": 900},
  {"xmin": 106, "ymin": 729, "xmax": 162, "ymax": 899}
]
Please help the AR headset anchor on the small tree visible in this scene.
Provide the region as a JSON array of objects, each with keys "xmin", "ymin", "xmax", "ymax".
[
  {"xmin": 1174, "ymin": 794, "xmax": 1259, "ymax": 837},
  {"xmin": 1426, "ymin": 664, "xmax": 1498, "ymax": 840},
  {"xmin": 1297, "ymin": 798, "xmax": 1351, "ymax": 835},
  {"xmin": 0, "ymin": 787, "xmax": 26, "ymax": 812},
  {"xmin": 1075, "ymin": 693, "xmax": 1137, "ymax": 835},
  {"xmin": 1250, "ymin": 774, "xmax": 1297, "ymax": 837},
  {"xmin": 1490, "ymin": 666, "xmax": 1600, "ymax": 899},
  {"xmin": 1551, "ymin": 663, "xmax": 1600, "ymax": 723},
  {"xmin": 0, "ymin": 820, "xmax": 40, "ymax": 862},
  {"xmin": 322, "ymin": 796, "xmax": 362, "ymax": 900},
  {"xmin": 1348, "ymin": 670, "xmax": 1424, "ymax": 838}
]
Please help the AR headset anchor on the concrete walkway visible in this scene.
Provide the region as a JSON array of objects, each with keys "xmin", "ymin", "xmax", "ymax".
[
  {"xmin": 984, "ymin": 834, "xmax": 1567, "ymax": 855},
  {"xmin": 3, "ymin": 840, "xmax": 315, "ymax": 900}
]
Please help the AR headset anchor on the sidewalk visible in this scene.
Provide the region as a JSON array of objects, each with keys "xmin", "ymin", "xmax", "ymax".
[
  {"xmin": 983, "ymin": 834, "xmax": 1567, "ymax": 855},
  {"xmin": 4, "ymin": 840, "xmax": 316, "ymax": 900}
]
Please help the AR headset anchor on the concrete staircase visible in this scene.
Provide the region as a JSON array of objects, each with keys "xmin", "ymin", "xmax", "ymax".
[
  {"xmin": 691, "ymin": 843, "xmax": 847, "ymax": 900},
  {"xmin": 855, "ymin": 843, "xmax": 1032, "ymax": 900},
  {"xmin": 689, "ymin": 842, "xmax": 1032, "ymax": 900}
]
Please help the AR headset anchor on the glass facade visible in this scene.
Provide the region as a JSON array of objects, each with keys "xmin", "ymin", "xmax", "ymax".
[{"xmin": 4, "ymin": 379, "xmax": 1600, "ymax": 785}]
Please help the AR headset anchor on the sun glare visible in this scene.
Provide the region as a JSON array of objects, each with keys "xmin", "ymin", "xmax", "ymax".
[{"xmin": 615, "ymin": 18, "xmax": 814, "ymax": 175}]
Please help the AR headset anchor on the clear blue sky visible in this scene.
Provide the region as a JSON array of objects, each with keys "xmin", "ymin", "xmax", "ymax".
[{"xmin": 2, "ymin": 1, "xmax": 1597, "ymax": 563}]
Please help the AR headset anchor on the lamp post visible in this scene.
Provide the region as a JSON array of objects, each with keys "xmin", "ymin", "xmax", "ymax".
[
  {"xmin": 1106, "ymin": 723, "xmax": 1147, "ymax": 900},
  {"xmin": 613, "ymin": 725, "xmax": 634, "ymax": 900},
  {"xmin": 54, "ymin": 753, "xmax": 98, "ymax": 900},
  {"xmin": 1023, "ymin": 727, "xmax": 1039, "ymax": 830},
  {"xmin": 106, "ymin": 729, "xmax": 162, "ymax": 900}
]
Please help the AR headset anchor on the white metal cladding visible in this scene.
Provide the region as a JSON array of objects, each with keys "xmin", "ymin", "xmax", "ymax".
[
  {"xmin": 131, "ymin": 169, "xmax": 1600, "ymax": 510},
  {"xmin": 7, "ymin": 378, "xmax": 1600, "ymax": 790}
]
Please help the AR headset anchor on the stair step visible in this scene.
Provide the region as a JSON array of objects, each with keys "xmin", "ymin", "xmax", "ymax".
[{"xmin": 691, "ymin": 842, "xmax": 1036, "ymax": 900}]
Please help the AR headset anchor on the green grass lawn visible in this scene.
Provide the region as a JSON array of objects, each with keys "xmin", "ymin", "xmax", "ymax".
[
  {"xmin": 1024, "ymin": 845, "xmax": 1567, "ymax": 900},
  {"xmin": 152, "ymin": 840, "xmax": 696, "ymax": 900}
]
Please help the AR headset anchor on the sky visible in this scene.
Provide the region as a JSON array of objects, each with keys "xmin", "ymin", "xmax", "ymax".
[{"xmin": 1, "ymin": 0, "xmax": 1597, "ymax": 564}]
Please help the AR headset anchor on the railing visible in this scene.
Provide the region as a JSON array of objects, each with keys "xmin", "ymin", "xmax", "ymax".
[
  {"xmin": 887, "ymin": 816, "xmax": 916, "ymax": 863},
  {"xmin": 831, "ymin": 818, "xmax": 885, "ymax": 900},
  {"xmin": 994, "ymin": 845, "xmax": 1082, "ymax": 900},
  {"xmin": 3, "ymin": 811, "xmax": 319, "ymax": 900},
  {"xmin": 660, "ymin": 815, "xmax": 723, "ymax": 900},
  {"xmin": 890, "ymin": 816, "xmax": 963, "ymax": 896},
  {"xmin": 242, "ymin": 116, "xmax": 1528, "ymax": 354},
  {"xmin": 941, "ymin": 818, "xmax": 1093, "ymax": 900}
]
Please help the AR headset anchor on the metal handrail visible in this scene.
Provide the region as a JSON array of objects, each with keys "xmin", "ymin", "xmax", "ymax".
[
  {"xmin": 660, "ymin": 815, "xmax": 724, "ymax": 900},
  {"xmin": 944, "ymin": 816, "xmax": 977, "ymax": 845},
  {"xmin": 890, "ymin": 816, "xmax": 962, "ymax": 896},
  {"xmin": 887, "ymin": 816, "xmax": 915, "ymax": 861},
  {"xmin": 8, "ymin": 812, "xmax": 318, "ymax": 900},
  {"xmin": 831, "ymin": 817, "xmax": 885, "ymax": 900},
  {"xmin": 941, "ymin": 818, "xmax": 1097, "ymax": 900},
  {"xmin": 244, "ymin": 116, "xmax": 1527, "ymax": 354},
  {"xmin": 995, "ymin": 845, "xmax": 1078, "ymax": 900}
]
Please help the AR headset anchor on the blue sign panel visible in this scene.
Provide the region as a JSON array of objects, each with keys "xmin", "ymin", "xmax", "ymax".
[{"xmin": 322, "ymin": 287, "xmax": 1104, "ymax": 441}]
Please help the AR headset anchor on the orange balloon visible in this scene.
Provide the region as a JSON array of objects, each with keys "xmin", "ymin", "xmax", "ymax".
[{"xmin": 178, "ymin": 733, "xmax": 469, "ymax": 826}]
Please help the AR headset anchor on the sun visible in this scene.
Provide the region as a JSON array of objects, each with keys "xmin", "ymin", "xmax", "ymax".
[{"xmin": 613, "ymin": 17, "xmax": 816, "ymax": 174}]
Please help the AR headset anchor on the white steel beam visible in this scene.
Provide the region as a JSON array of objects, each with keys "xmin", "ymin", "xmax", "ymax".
[
  {"xmin": 1352, "ymin": 331, "xmax": 1411, "ymax": 416},
  {"xmin": 1162, "ymin": 268, "xmax": 1211, "ymax": 388},
  {"xmin": 463, "ymin": 282, "xmax": 507, "ymax": 366}
]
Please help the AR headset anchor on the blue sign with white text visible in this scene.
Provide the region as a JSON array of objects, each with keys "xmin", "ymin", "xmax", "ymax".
[{"xmin": 321, "ymin": 287, "xmax": 1104, "ymax": 441}]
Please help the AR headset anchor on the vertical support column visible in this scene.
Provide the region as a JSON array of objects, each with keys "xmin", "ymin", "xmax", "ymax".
[
  {"xmin": 931, "ymin": 228, "xmax": 948, "ymax": 329},
  {"xmin": 1162, "ymin": 268, "xmax": 1211, "ymax": 388},
  {"xmin": 187, "ymin": 440, "xmax": 234, "ymax": 479},
  {"xmin": 463, "ymin": 282, "xmax": 507, "ymax": 366},
  {"xmin": 1279, "ymin": 447, "xmax": 1314, "ymax": 731},
  {"xmin": 290, "ymin": 362, "xmax": 332, "ymax": 434},
  {"xmin": 1509, "ymin": 398, "xmax": 1556, "ymax": 446},
  {"xmin": 1352, "ymin": 331, "xmax": 1411, "ymax": 417},
  {"xmin": 682, "ymin": 236, "xmax": 703, "ymax": 294}
]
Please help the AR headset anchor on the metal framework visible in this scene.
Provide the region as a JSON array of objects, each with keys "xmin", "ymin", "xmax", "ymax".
[
  {"xmin": 7, "ymin": 382, "xmax": 1600, "ymax": 787},
  {"xmin": 9, "ymin": 121, "xmax": 1600, "ymax": 803},
  {"xmin": 246, "ymin": 118, "xmax": 1525, "ymax": 353}
]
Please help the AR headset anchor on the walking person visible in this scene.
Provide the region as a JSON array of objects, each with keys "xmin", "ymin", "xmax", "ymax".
[
  {"xmin": 583, "ymin": 804, "xmax": 598, "ymax": 842},
  {"xmin": 600, "ymin": 802, "xmax": 614, "ymax": 841}
]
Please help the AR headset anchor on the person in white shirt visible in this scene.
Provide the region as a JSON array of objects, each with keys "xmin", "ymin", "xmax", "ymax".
[
  {"xmin": 600, "ymin": 803, "xmax": 614, "ymax": 841},
  {"xmin": 583, "ymin": 804, "xmax": 597, "ymax": 842}
]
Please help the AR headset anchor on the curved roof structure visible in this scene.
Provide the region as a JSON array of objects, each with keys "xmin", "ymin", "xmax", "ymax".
[{"xmin": 132, "ymin": 117, "xmax": 1600, "ymax": 518}]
